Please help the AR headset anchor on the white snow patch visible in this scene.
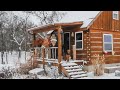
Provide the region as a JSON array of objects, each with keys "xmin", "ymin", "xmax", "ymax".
[{"xmin": 29, "ymin": 68, "xmax": 44, "ymax": 75}]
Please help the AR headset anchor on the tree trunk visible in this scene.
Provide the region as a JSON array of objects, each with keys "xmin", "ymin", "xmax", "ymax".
[
  {"xmin": 18, "ymin": 46, "xmax": 21, "ymax": 59},
  {"xmin": 6, "ymin": 52, "xmax": 8, "ymax": 64},
  {"xmin": 1, "ymin": 51, "xmax": 4, "ymax": 64},
  {"xmin": 42, "ymin": 48, "xmax": 47, "ymax": 75},
  {"xmin": 25, "ymin": 38, "xmax": 27, "ymax": 62}
]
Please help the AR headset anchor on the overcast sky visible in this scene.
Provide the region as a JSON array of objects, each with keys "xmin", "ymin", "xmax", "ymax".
[
  {"xmin": 13, "ymin": 11, "xmax": 100, "ymax": 25},
  {"xmin": 58, "ymin": 11, "xmax": 100, "ymax": 23}
]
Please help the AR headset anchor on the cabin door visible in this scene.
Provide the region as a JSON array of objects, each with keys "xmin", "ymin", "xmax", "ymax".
[{"xmin": 63, "ymin": 32, "xmax": 70, "ymax": 54}]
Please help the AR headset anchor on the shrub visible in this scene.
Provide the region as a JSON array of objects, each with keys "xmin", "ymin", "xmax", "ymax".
[
  {"xmin": 17, "ymin": 56, "xmax": 38, "ymax": 74},
  {"xmin": 0, "ymin": 66, "xmax": 16, "ymax": 79},
  {"xmin": 91, "ymin": 54, "xmax": 105, "ymax": 76}
]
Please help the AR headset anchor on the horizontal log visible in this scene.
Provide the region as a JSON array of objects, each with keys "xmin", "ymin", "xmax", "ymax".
[
  {"xmin": 91, "ymin": 43, "xmax": 103, "ymax": 46},
  {"xmin": 90, "ymin": 38, "xmax": 102, "ymax": 41},
  {"xmin": 91, "ymin": 46, "xmax": 102, "ymax": 48},
  {"xmin": 76, "ymin": 53, "xmax": 86, "ymax": 55},
  {"xmin": 91, "ymin": 41, "xmax": 102, "ymax": 43},
  {"xmin": 90, "ymin": 32, "xmax": 101, "ymax": 33},
  {"xmin": 113, "ymin": 39, "xmax": 120, "ymax": 42},
  {"xmin": 90, "ymin": 33, "xmax": 102, "ymax": 37},
  {"xmin": 76, "ymin": 57, "xmax": 87, "ymax": 60},
  {"xmin": 113, "ymin": 35, "xmax": 120, "ymax": 38},
  {"xmin": 91, "ymin": 47, "xmax": 102, "ymax": 51},
  {"xmin": 91, "ymin": 52, "xmax": 103, "ymax": 56},
  {"xmin": 114, "ymin": 52, "xmax": 120, "ymax": 55},
  {"xmin": 76, "ymin": 50, "xmax": 87, "ymax": 54},
  {"xmin": 113, "ymin": 44, "xmax": 120, "ymax": 47},
  {"xmin": 113, "ymin": 48, "xmax": 120, "ymax": 51},
  {"xmin": 76, "ymin": 55, "xmax": 87, "ymax": 58}
]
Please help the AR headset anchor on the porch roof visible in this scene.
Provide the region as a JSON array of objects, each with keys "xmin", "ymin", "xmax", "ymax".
[{"xmin": 27, "ymin": 21, "xmax": 83, "ymax": 34}]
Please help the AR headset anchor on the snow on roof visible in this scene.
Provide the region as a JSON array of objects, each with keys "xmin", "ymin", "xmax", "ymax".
[
  {"xmin": 47, "ymin": 30, "xmax": 54, "ymax": 34},
  {"xmin": 58, "ymin": 11, "xmax": 100, "ymax": 28}
]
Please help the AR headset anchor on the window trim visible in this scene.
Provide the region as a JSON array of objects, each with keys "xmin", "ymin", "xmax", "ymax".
[
  {"xmin": 75, "ymin": 31, "xmax": 83, "ymax": 50},
  {"xmin": 113, "ymin": 11, "xmax": 119, "ymax": 20},
  {"xmin": 103, "ymin": 34, "xmax": 113, "ymax": 52}
]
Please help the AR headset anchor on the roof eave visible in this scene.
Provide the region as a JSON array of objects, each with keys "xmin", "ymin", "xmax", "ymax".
[{"xmin": 86, "ymin": 11, "xmax": 103, "ymax": 29}]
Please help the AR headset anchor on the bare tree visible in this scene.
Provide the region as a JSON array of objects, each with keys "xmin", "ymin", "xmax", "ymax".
[
  {"xmin": 24, "ymin": 11, "xmax": 66, "ymax": 37},
  {"xmin": 0, "ymin": 11, "xmax": 8, "ymax": 64}
]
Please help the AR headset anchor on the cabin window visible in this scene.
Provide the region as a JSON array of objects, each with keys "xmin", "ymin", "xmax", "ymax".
[
  {"xmin": 103, "ymin": 34, "xmax": 113, "ymax": 52},
  {"xmin": 113, "ymin": 11, "xmax": 119, "ymax": 20},
  {"xmin": 75, "ymin": 31, "xmax": 83, "ymax": 50}
]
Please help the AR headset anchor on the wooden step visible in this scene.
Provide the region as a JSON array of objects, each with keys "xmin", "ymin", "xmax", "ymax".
[
  {"xmin": 62, "ymin": 63, "xmax": 77, "ymax": 67},
  {"xmin": 64, "ymin": 66, "xmax": 80, "ymax": 70},
  {"xmin": 69, "ymin": 71, "xmax": 86, "ymax": 76},
  {"xmin": 66, "ymin": 69, "xmax": 82, "ymax": 72},
  {"xmin": 71, "ymin": 74, "xmax": 87, "ymax": 79}
]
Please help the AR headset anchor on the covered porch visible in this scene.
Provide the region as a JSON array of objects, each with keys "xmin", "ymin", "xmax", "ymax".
[{"xmin": 27, "ymin": 21, "xmax": 85, "ymax": 74}]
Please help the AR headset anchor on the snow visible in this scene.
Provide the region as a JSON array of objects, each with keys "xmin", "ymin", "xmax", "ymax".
[
  {"xmin": 58, "ymin": 11, "xmax": 100, "ymax": 28},
  {"xmin": 105, "ymin": 66, "xmax": 120, "ymax": 69},
  {"xmin": 0, "ymin": 51, "xmax": 31, "ymax": 65},
  {"xmin": 29, "ymin": 68, "xmax": 44, "ymax": 74},
  {"xmin": 79, "ymin": 72, "xmax": 120, "ymax": 79},
  {"xmin": 47, "ymin": 30, "xmax": 54, "ymax": 34},
  {"xmin": 0, "ymin": 51, "xmax": 120, "ymax": 79},
  {"xmin": 62, "ymin": 62, "xmax": 77, "ymax": 67}
]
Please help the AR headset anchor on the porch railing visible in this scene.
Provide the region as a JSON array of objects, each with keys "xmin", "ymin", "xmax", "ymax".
[{"xmin": 36, "ymin": 47, "xmax": 58, "ymax": 63}]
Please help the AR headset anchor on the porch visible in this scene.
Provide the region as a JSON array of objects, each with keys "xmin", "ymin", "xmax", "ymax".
[{"xmin": 27, "ymin": 22, "xmax": 87, "ymax": 74}]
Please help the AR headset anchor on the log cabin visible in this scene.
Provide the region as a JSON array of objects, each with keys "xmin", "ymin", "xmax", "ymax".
[{"xmin": 28, "ymin": 11, "xmax": 120, "ymax": 72}]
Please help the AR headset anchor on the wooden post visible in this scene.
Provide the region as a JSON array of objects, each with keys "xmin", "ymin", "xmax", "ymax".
[
  {"xmin": 58, "ymin": 26, "xmax": 62, "ymax": 74},
  {"xmin": 42, "ymin": 48, "xmax": 45, "ymax": 71},
  {"xmin": 33, "ymin": 34, "xmax": 36, "ymax": 47},
  {"xmin": 73, "ymin": 45, "xmax": 76, "ymax": 60},
  {"xmin": 33, "ymin": 34, "xmax": 36, "ymax": 69}
]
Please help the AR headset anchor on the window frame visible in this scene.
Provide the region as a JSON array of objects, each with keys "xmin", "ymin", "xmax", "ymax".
[
  {"xmin": 113, "ymin": 11, "xmax": 119, "ymax": 20},
  {"xmin": 103, "ymin": 34, "xmax": 113, "ymax": 52},
  {"xmin": 75, "ymin": 31, "xmax": 83, "ymax": 50}
]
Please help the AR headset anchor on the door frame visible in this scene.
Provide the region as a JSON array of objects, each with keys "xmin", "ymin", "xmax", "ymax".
[{"xmin": 64, "ymin": 32, "xmax": 70, "ymax": 50}]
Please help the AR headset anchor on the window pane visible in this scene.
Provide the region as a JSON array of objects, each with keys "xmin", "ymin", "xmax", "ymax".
[
  {"xmin": 76, "ymin": 33, "xmax": 82, "ymax": 40},
  {"xmin": 114, "ymin": 14, "xmax": 117, "ymax": 19},
  {"xmin": 104, "ymin": 35, "xmax": 112, "ymax": 42},
  {"xmin": 104, "ymin": 44, "xmax": 112, "ymax": 51},
  {"xmin": 113, "ymin": 11, "xmax": 119, "ymax": 20},
  {"xmin": 76, "ymin": 41, "xmax": 82, "ymax": 49}
]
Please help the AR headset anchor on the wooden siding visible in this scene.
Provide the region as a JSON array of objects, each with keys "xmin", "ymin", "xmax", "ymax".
[
  {"xmin": 90, "ymin": 29, "xmax": 120, "ymax": 64},
  {"xmin": 63, "ymin": 11, "xmax": 120, "ymax": 65},
  {"xmin": 75, "ymin": 30, "xmax": 91, "ymax": 61},
  {"xmin": 90, "ymin": 11, "xmax": 120, "ymax": 31}
]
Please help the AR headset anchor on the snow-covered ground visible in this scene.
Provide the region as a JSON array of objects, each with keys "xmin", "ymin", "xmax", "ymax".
[
  {"xmin": 0, "ymin": 51, "xmax": 31, "ymax": 65},
  {"xmin": 0, "ymin": 51, "xmax": 120, "ymax": 79},
  {"xmin": 78, "ymin": 72, "xmax": 120, "ymax": 79}
]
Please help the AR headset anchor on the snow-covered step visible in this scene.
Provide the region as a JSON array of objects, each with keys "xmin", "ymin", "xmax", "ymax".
[
  {"xmin": 64, "ymin": 66, "xmax": 80, "ymax": 70},
  {"xmin": 62, "ymin": 63, "xmax": 77, "ymax": 67},
  {"xmin": 71, "ymin": 74, "xmax": 87, "ymax": 79},
  {"xmin": 47, "ymin": 59, "xmax": 58, "ymax": 61},
  {"xmin": 66, "ymin": 69, "xmax": 82, "ymax": 72},
  {"xmin": 69, "ymin": 71, "xmax": 86, "ymax": 76}
]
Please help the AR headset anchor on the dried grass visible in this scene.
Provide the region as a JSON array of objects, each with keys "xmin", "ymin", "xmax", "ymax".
[{"xmin": 91, "ymin": 54, "xmax": 105, "ymax": 76}]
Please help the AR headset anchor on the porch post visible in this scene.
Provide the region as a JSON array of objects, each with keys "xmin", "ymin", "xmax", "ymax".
[
  {"xmin": 57, "ymin": 26, "xmax": 62, "ymax": 74},
  {"xmin": 33, "ymin": 33, "xmax": 36, "ymax": 68}
]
